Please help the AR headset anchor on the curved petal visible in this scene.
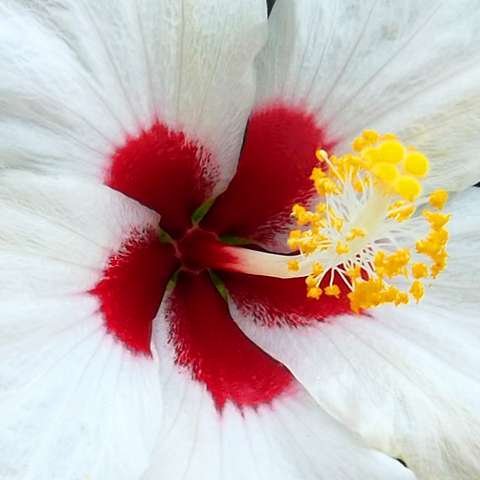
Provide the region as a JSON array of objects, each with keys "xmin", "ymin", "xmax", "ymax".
[
  {"xmin": 0, "ymin": 172, "xmax": 176, "ymax": 479},
  {"xmin": 0, "ymin": 1, "xmax": 266, "ymax": 229},
  {"xmin": 144, "ymin": 271, "xmax": 414, "ymax": 480},
  {"xmin": 226, "ymin": 188, "xmax": 480, "ymax": 479},
  {"xmin": 259, "ymin": 0, "xmax": 480, "ymax": 192}
]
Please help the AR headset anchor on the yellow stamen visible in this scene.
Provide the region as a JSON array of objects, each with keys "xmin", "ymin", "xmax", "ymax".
[
  {"xmin": 371, "ymin": 162, "xmax": 399, "ymax": 183},
  {"xmin": 394, "ymin": 175, "xmax": 422, "ymax": 201},
  {"xmin": 423, "ymin": 211, "xmax": 450, "ymax": 230},
  {"xmin": 362, "ymin": 129, "xmax": 380, "ymax": 144},
  {"xmin": 325, "ymin": 285, "xmax": 341, "ymax": 298},
  {"xmin": 387, "ymin": 200, "xmax": 415, "ymax": 222},
  {"xmin": 412, "ymin": 262, "xmax": 428, "ymax": 279},
  {"xmin": 409, "ymin": 280, "xmax": 425, "ymax": 303},
  {"xmin": 378, "ymin": 140, "xmax": 406, "ymax": 164},
  {"xmin": 346, "ymin": 227, "xmax": 367, "ymax": 241},
  {"xmin": 307, "ymin": 287, "xmax": 323, "ymax": 299},
  {"xmin": 404, "ymin": 151, "xmax": 429, "ymax": 177},
  {"xmin": 336, "ymin": 241, "xmax": 350, "ymax": 255},
  {"xmin": 346, "ymin": 265, "xmax": 362, "ymax": 280},
  {"xmin": 286, "ymin": 129, "xmax": 450, "ymax": 312},
  {"xmin": 429, "ymin": 189, "xmax": 449, "ymax": 210},
  {"xmin": 312, "ymin": 262, "xmax": 324, "ymax": 276},
  {"xmin": 352, "ymin": 136, "xmax": 367, "ymax": 152},
  {"xmin": 288, "ymin": 259, "xmax": 300, "ymax": 272}
]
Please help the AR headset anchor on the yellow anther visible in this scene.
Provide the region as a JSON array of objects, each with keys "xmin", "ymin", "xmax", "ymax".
[
  {"xmin": 346, "ymin": 227, "xmax": 367, "ymax": 241},
  {"xmin": 353, "ymin": 136, "xmax": 368, "ymax": 152},
  {"xmin": 310, "ymin": 167, "xmax": 326, "ymax": 182},
  {"xmin": 378, "ymin": 140, "xmax": 406, "ymax": 164},
  {"xmin": 404, "ymin": 151, "xmax": 430, "ymax": 177},
  {"xmin": 315, "ymin": 203, "xmax": 327, "ymax": 215},
  {"xmin": 394, "ymin": 175, "xmax": 422, "ymax": 201},
  {"xmin": 387, "ymin": 200, "xmax": 415, "ymax": 222},
  {"xmin": 331, "ymin": 217, "xmax": 344, "ymax": 232},
  {"xmin": 336, "ymin": 241, "xmax": 350, "ymax": 255},
  {"xmin": 291, "ymin": 204, "xmax": 306, "ymax": 219},
  {"xmin": 381, "ymin": 286, "xmax": 399, "ymax": 303},
  {"xmin": 371, "ymin": 162, "xmax": 399, "ymax": 184},
  {"xmin": 307, "ymin": 287, "xmax": 323, "ymax": 299},
  {"xmin": 346, "ymin": 265, "xmax": 362, "ymax": 280},
  {"xmin": 288, "ymin": 259, "xmax": 300, "ymax": 272},
  {"xmin": 423, "ymin": 211, "xmax": 450, "ymax": 230},
  {"xmin": 348, "ymin": 277, "xmax": 385, "ymax": 311},
  {"xmin": 415, "ymin": 239, "xmax": 432, "ymax": 256},
  {"xmin": 361, "ymin": 146, "xmax": 381, "ymax": 166},
  {"xmin": 312, "ymin": 262, "xmax": 324, "ymax": 276},
  {"xmin": 429, "ymin": 227, "xmax": 449, "ymax": 246},
  {"xmin": 325, "ymin": 284, "xmax": 341, "ymax": 298},
  {"xmin": 374, "ymin": 249, "xmax": 410, "ymax": 278},
  {"xmin": 409, "ymin": 280, "xmax": 425, "ymax": 303},
  {"xmin": 429, "ymin": 189, "xmax": 448, "ymax": 210},
  {"xmin": 431, "ymin": 252, "xmax": 448, "ymax": 278},
  {"xmin": 292, "ymin": 204, "xmax": 314, "ymax": 226},
  {"xmin": 395, "ymin": 292, "xmax": 410, "ymax": 306},
  {"xmin": 412, "ymin": 262, "xmax": 428, "ymax": 279},
  {"xmin": 287, "ymin": 230, "xmax": 302, "ymax": 250},
  {"xmin": 353, "ymin": 177, "xmax": 366, "ymax": 193},
  {"xmin": 310, "ymin": 215, "xmax": 326, "ymax": 230},
  {"xmin": 300, "ymin": 238, "xmax": 317, "ymax": 255},
  {"xmin": 314, "ymin": 177, "xmax": 341, "ymax": 196},
  {"xmin": 362, "ymin": 129, "xmax": 380, "ymax": 144},
  {"xmin": 287, "ymin": 129, "xmax": 450, "ymax": 312}
]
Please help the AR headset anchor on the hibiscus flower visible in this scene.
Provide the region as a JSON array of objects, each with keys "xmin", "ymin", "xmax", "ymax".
[{"xmin": 1, "ymin": 0, "xmax": 480, "ymax": 479}]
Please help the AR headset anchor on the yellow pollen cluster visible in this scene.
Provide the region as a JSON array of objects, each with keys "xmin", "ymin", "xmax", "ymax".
[{"xmin": 287, "ymin": 130, "xmax": 451, "ymax": 312}]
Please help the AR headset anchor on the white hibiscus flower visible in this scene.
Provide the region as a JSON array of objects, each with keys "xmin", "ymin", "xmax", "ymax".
[{"xmin": 0, "ymin": 1, "xmax": 479, "ymax": 480}]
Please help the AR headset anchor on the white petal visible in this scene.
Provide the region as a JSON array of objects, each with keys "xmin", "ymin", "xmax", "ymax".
[
  {"xmin": 257, "ymin": 0, "xmax": 480, "ymax": 191},
  {"xmin": 0, "ymin": 0, "xmax": 266, "ymax": 193},
  {"xmin": 0, "ymin": 172, "xmax": 164, "ymax": 480},
  {"xmin": 232, "ymin": 309, "xmax": 480, "ymax": 479},
  {"xmin": 228, "ymin": 188, "xmax": 480, "ymax": 479},
  {"xmin": 141, "ymin": 277, "xmax": 415, "ymax": 480}
]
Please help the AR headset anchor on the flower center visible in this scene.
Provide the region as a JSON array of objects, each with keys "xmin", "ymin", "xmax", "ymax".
[
  {"xmin": 174, "ymin": 227, "xmax": 220, "ymax": 273},
  {"xmin": 215, "ymin": 130, "xmax": 451, "ymax": 313},
  {"xmin": 166, "ymin": 225, "xmax": 239, "ymax": 276},
  {"xmin": 285, "ymin": 131, "xmax": 450, "ymax": 311}
]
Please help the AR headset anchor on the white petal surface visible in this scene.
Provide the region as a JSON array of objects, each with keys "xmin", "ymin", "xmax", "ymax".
[
  {"xmin": 228, "ymin": 189, "xmax": 480, "ymax": 479},
  {"xmin": 0, "ymin": 172, "xmax": 164, "ymax": 480},
  {"xmin": 142, "ymin": 282, "xmax": 415, "ymax": 480},
  {"xmin": 257, "ymin": 0, "xmax": 480, "ymax": 191},
  {"xmin": 0, "ymin": 0, "xmax": 266, "ymax": 193}
]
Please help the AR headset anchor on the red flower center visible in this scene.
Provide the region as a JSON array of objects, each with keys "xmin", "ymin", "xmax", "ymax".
[
  {"xmin": 91, "ymin": 104, "xmax": 350, "ymax": 410},
  {"xmin": 174, "ymin": 227, "xmax": 224, "ymax": 273}
]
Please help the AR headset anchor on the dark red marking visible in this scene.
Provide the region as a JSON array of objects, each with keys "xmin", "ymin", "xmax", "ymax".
[
  {"xmin": 222, "ymin": 272, "xmax": 352, "ymax": 327},
  {"xmin": 167, "ymin": 272, "xmax": 294, "ymax": 410},
  {"xmin": 175, "ymin": 227, "xmax": 240, "ymax": 274},
  {"xmin": 108, "ymin": 121, "xmax": 216, "ymax": 237},
  {"xmin": 203, "ymin": 103, "xmax": 336, "ymax": 248},
  {"xmin": 92, "ymin": 229, "xmax": 178, "ymax": 355}
]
